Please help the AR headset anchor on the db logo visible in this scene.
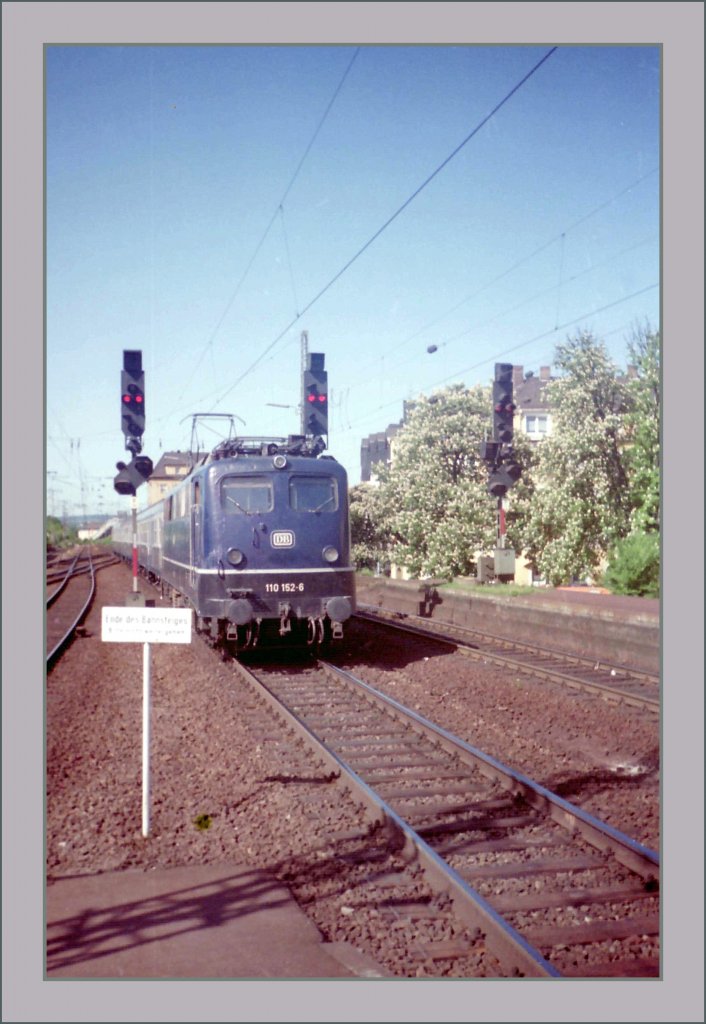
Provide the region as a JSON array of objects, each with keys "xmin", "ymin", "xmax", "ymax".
[{"xmin": 271, "ymin": 530, "xmax": 295, "ymax": 548}]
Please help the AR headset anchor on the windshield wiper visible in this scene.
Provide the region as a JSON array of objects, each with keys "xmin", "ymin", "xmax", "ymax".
[
  {"xmin": 312, "ymin": 495, "xmax": 335, "ymax": 513},
  {"xmin": 226, "ymin": 495, "xmax": 254, "ymax": 516}
]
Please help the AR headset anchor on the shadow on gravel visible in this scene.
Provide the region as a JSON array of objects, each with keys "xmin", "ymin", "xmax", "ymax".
[
  {"xmin": 326, "ymin": 618, "xmax": 456, "ymax": 672},
  {"xmin": 547, "ymin": 761, "xmax": 660, "ymax": 805},
  {"xmin": 228, "ymin": 618, "xmax": 455, "ymax": 673},
  {"xmin": 262, "ymin": 773, "xmax": 338, "ymax": 786},
  {"xmin": 274, "ymin": 823, "xmax": 414, "ymax": 893}
]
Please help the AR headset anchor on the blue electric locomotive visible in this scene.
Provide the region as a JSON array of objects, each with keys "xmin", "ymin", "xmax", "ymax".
[{"xmin": 113, "ymin": 435, "xmax": 356, "ymax": 651}]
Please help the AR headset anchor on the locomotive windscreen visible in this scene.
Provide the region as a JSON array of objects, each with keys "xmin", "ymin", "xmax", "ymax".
[
  {"xmin": 289, "ymin": 475, "xmax": 338, "ymax": 512},
  {"xmin": 221, "ymin": 476, "xmax": 274, "ymax": 514}
]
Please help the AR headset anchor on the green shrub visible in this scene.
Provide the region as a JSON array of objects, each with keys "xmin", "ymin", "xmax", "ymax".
[
  {"xmin": 46, "ymin": 516, "xmax": 78, "ymax": 550},
  {"xmin": 603, "ymin": 531, "xmax": 660, "ymax": 597}
]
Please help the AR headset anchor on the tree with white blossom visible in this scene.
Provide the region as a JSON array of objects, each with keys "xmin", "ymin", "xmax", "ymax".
[
  {"xmin": 623, "ymin": 322, "xmax": 660, "ymax": 534},
  {"xmin": 351, "ymin": 326, "xmax": 659, "ymax": 590},
  {"xmin": 369, "ymin": 385, "xmax": 500, "ymax": 578},
  {"xmin": 517, "ymin": 331, "xmax": 632, "ymax": 585}
]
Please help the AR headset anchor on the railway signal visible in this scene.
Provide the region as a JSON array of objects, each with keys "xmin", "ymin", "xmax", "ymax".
[
  {"xmin": 479, "ymin": 439, "xmax": 500, "ymax": 463},
  {"xmin": 113, "ymin": 455, "xmax": 153, "ymax": 496},
  {"xmin": 115, "ymin": 349, "xmax": 153, "ymax": 600},
  {"xmin": 303, "ymin": 352, "xmax": 328, "ymax": 438},
  {"xmin": 121, "ymin": 349, "xmax": 145, "ymax": 452},
  {"xmin": 486, "ymin": 456, "xmax": 521, "ymax": 498},
  {"xmin": 492, "ymin": 362, "xmax": 515, "ymax": 444}
]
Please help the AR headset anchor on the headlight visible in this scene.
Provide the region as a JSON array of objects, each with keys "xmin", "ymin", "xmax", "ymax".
[
  {"xmin": 227, "ymin": 547, "xmax": 245, "ymax": 567},
  {"xmin": 322, "ymin": 545, "xmax": 339, "ymax": 563},
  {"xmin": 273, "ymin": 454, "xmax": 287, "ymax": 469}
]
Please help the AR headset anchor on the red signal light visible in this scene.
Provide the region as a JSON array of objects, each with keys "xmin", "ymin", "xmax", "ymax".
[
  {"xmin": 123, "ymin": 394, "xmax": 131, "ymax": 403},
  {"xmin": 134, "ymin": 394, "xmax": 143, "ymax": 403},
  {"xmin": 318, "ymin": 395, "xmax": 326, "ymax": 403},
  {"xmin": 307, "ymin": 394, "xmax": 316, "ymax": 403}
]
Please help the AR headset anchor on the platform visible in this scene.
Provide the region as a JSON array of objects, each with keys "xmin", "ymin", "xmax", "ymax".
[
  {"xmin": 355, "ymin": 575, "xmax": 660, "ymax": 673},
  {"xmin": 46, "ymin": 864, "xmax": 386, "ymax": 979}
]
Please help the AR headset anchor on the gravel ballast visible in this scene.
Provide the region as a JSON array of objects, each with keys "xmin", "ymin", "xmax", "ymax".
[{"xmin": 46, "ymin": 563, "xmax": 659, "ymax": 978}]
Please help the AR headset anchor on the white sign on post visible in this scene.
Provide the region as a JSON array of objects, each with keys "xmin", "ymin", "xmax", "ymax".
[
  {"xmin": 101, "ymin": 606, "xmax": 192, "ymax": 644},
  {"xmin": 102, "ymin": 606, "xmax": 192, "ymax": 838}
]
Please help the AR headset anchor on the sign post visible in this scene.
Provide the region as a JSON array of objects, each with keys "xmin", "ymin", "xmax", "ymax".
[
  {"xmin": 102, "ymin": 606, "xmax": 192, "ymax": 837},
  {"xmin": 132, "ymin": 495, "xmax": 139, "ymax": 595},
  {"xmin": 142, "ymin": 640, "xmax": 151, "ymax": 837}
]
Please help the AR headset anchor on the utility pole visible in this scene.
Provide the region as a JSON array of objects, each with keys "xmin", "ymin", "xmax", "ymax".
[
  {"xmin": 300, "ymin": 330, "xmax": 309, "ymax": 435},
  {"xmin": 47, "ymin": 470, "xmax": 58, "ymax": 518}
]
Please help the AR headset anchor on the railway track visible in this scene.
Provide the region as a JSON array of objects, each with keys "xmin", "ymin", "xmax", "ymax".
[
  {"xmin": 356, "ymin": 605, "xmax": 660, "ymax": 714},
  {"xmin": 46, "ymin": 550, "xmax": 98, "ymax": 664},
  {"xmin": 46, "ymin": 550, "xmax": 118, "ymax": 589},
  {"xmin": 230, "ymin": 656, "xmax": 660, "ymax": 978}
]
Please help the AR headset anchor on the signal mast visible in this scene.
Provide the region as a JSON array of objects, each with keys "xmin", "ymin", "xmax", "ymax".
[
  {"xmin": 480, "ymin": 363, "xmax": 522, "ymax": 581},
  {"xmin": 113, "ymin": 350, "xmax": 153, "ymax": 600}
]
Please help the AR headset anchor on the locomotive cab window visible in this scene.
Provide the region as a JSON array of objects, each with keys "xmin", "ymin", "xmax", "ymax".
[
  {"xmin": 221, "ymin": 476, "xmax": 273, "ymax": 514},
  {"xmin": 289, "ymin": 475, "xmax": 338, "ymax": 513}
]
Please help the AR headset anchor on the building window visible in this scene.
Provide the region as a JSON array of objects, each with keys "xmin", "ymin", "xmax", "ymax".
[{"xmin": 525, "ymin": 415, "xmax": 548, "ymax": 436}]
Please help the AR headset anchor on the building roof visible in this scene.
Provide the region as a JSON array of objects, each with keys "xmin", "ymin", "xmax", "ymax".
[
  {"xmin": 150, "ymin": 451, "xmax": 207, "ymax": 479},
  {"xmin": 513, "ymin": 366, "xmax": 554, "ymax": 413}
]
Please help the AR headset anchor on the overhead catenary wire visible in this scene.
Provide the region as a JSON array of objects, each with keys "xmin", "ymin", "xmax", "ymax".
[
  {"xmin": 208, "ymin": 45, "xmax": 560, "ymax": 413},
  {"xmin": 219, "ymin": 167, "xmax": 658, "ymax": 406},
  {"xmin": 346, "ymin": 166, "xmax": 658, "ymax": 376},
  {"xmin": 279, "ymin": 204, "xmax": 300, "ymax": 318},
  {"xmin": 162, "ymin": 46, "xmax": 361, "ymax": 421},
  {"xmin": 47, "ymin": 48, "xmax": 660, "ymax": 515},
  {"xmin": 339, "ymin": 281, "xmax": 659, "ymax": 433},
  {"xmin": 341, "ymin": 230, "xmax": 657, "ymax": 396},
  {"xmin": 434, "ymin": 282, "xmax": 659, "ymax": 386}
]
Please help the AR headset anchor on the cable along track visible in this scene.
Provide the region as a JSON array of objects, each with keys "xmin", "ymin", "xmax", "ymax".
[
  {"xmin": 356, "ymin": 605, "xmax": 660, "ymax": 714},
  {"xmin": 231, "ymin": 657, "xmax": 660, "ymax": 978}
]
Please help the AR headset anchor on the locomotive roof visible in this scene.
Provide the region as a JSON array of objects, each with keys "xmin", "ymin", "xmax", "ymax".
[
  {"xmin": 205, "ymin": 434, "xmax": 330, "ymax": 463},
  {"xmin": 204, "ymin": 451, "xmax": 343, "ymax": 474},
  {"xmin": 156, "ymin": 436, "xmax": 343, "ymax": 494}
]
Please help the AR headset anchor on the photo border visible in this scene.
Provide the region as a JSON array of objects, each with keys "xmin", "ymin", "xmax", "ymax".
[{"xmin": 3, "ymin": 3, "xmax": 703, "ymax": 1021}]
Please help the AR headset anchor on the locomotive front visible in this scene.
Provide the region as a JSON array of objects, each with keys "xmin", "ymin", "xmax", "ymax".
[{"xmin": 195, "ymin": 451, "xmax": 355, "ymax": 648}]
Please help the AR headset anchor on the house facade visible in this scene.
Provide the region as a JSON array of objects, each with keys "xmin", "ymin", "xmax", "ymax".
[
  {"xmin": 360, "ymin": 366, "xmax": 556, "ymax": 482},
  {"xmin": 145, "ymin": 451, "xmax": 206, "ymax": 506},
  {"xmin": 513, "ymin": 365, "xmax": 554, "ymax": 442}
]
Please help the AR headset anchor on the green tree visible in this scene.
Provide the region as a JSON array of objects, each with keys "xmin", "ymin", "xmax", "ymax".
[
  {"xmin": 519, "ymin": 331, "xmax": 631, "ymax": 585},
  {"xmin": 46, "ymin": 516, "xmax": 78, "ymax": 550},
  {"xmin": 349, "ymin": 482, "xmax": 394, "ymax": 571},
  {"xmin": 376, "ymin": 385, "xmax": 498, "ymax": 578},
  {"xmin": 624, "ymin": 322, "xmax": 660, "ymax": 533},
  {"xmin": 502, "ymin": 428, "xmax": 540, "ymax": 553},
  {"xmin": 603, "ymin": 530, "xmax": 660, "ymax": 597}
]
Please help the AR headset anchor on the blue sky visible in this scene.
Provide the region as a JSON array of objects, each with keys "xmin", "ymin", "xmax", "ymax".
[{"xmin": 46, "ymin": 43, "xmax": 660, "ymax": 516}]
